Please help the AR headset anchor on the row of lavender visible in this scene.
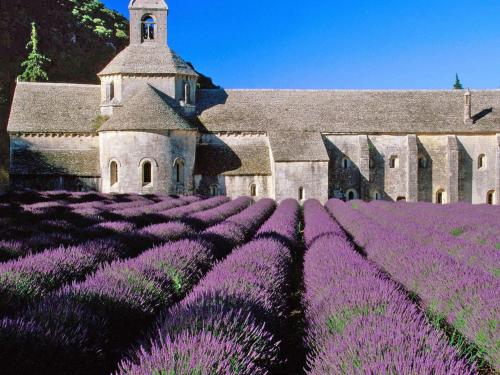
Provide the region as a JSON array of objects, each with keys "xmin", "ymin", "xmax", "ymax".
[
  {"xmin": 117, "ymin": 199, "xmax": 302, "ymax": 374},
  {"xmin": 0, "ymin": 192, "xmax": 203, "ymax": 261},
  {"xmin": 355, "ymin": 200, "xmax": 500, "ymax": 276},
  {"xmin": 0, "ymin": 196, "xmax": 253, "ymax": 318},
  {"xmin": 0, "ymin": 197, "xmax": 278, "ymax": 374},
  {"xmin": 302, "ymin": 200, "xmax": 475, "ymax": 374},
  {"xmin": 327, "ymin": 199, "xmax": 500, "ymax": 371}
]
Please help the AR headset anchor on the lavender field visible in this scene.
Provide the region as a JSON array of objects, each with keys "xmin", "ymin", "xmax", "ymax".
[{"xmin": 0, "ymin": 191, "xmax": 498, "ymax": 374}]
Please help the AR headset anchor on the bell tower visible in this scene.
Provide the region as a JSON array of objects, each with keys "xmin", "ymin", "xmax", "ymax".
[{"xmin": 129, "ymin": 0, "xmax": 168, "ymax": 46}]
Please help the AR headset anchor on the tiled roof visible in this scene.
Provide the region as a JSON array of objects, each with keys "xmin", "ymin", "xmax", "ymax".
[
  {"xmin": 11, "ymin": 149, "xmax": 100, "ymax": 176},
  {"xmin": 99, "ymin": 83, "xmax": 196, "ymax": 132},
  {"xmin": 196, "ymin": 89, "xmax": 500, "ymax": 134},
  {"xmin": 99, "ymin": 45, "xmax": 197, "ymax": 76},
  {"xmin": 8, "ymin": 82, "xmax": 100, "ymax": 134},
  {"xmin": 194, "ymin": 143, "xmax": 271, "ymax": 176},
  {"xmin": 268, "ymin": 131, "xmax": 329, "ymax": 161}
]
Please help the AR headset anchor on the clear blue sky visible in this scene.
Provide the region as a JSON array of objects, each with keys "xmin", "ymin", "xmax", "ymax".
[{"xmin": 103, "ymin": 0, "xmax": 500, "ymax": 89}]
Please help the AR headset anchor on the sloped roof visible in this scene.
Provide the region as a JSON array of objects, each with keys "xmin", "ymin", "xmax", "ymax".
[
  {"xmin": 196, "ymin": 89, "xmax": 500, "ymax": 134},
  {"xmin": 11, "ymin": 149, "xmax": 99, "ymax": 176},
  {"xmin": 8, "ymin": 83, "xmax": 100, "ymax": 133},
  {"xmin": 194, "ymin": 144, "xmax": 271, "ymax": 176},
  {"xmin": 99, "ymin": 45, "xmax": 197, "ymax": 76},
  {"xmin": 268, "ymin": 131, "xmax": 329, "ymax": 162},
  {"xmin": 99, "ymin": 83, "xmax": 196, "ymax": 132}
]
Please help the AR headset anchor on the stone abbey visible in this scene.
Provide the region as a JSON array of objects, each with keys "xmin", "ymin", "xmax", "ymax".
[{"xmin": 4, "ymin": 0, "xmax": 500, "ymax": 204}]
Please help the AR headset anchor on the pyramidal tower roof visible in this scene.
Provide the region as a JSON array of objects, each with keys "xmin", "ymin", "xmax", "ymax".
[
  {"xmin": 99, "ymin": 83, "xmax": 196, "ymax": 132},
  {"xmin": 98, "ymin": 45, "xmax": 197, "ymax": 76},
  {"xmin": 128, "ymin": 0, "xmax": 168, "ymax": 10}
]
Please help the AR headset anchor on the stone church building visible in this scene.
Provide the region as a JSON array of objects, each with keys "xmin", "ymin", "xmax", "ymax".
[{"xmin": 4, "ymin": 0, "xmax": 500, "ymax": 204}]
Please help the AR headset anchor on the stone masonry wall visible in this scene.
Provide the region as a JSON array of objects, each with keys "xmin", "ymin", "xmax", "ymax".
[
  {"xmin": 368, "ymin": 135, "xmax": 409, "ymax": 201},
  {"xmin": 457, "ymin": 135, "xmax": 497, "ymax": 204},
  {"xmin": 406, "ymin": 134, "xmax": 419, "ymax": 202},
  {"xmin": 324, "ymin": 135, "xmax": 362, "ymax": 200},
  {"xmin": 447, "ymin": 135, "xmax": 459, "ymax": 203},
  {"xmin": 417, "ymin": 136, "xmax": 448, "ymax": 203},
  {"xmin": 274, "ymin": 161, "xmax": 329, "ymax": 203},
  {"xmin": 99, "ymin": 130, "xmax": 196, "ymax": 195}
]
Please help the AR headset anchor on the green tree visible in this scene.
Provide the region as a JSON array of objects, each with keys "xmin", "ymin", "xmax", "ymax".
[
  {"xmin": 453, "ymin": 73, "xmax": 464, "ymax": 90},
  {"xmin": 19, "ymin": 22, "xmax": 51, "ymax": 82}
]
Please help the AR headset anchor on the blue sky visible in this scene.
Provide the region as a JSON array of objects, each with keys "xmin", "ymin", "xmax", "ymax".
[{"xmin": 103, "ymin": 0, "xmax": 500, "ymax": 89}]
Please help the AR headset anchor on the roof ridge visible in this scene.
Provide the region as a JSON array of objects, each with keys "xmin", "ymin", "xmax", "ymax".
[
  {"xmin": 16, "ymin": 81, "xmax": 100, "ymax": 88},
  {"xmin": 200, "ymin": 88, "xmax": 500, "ymax": 93}
]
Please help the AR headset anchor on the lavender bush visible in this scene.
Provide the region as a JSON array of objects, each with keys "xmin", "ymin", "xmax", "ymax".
[
  {"xmin": 303, "ymin": 200, "xmax": 475, "ymax": 374},
  {"xmin": 118, "ymin": 237, "xmax": 292, "ymax": 375},
  {"xmin": 118, "ymin": 199, "xmax": 301, "ymax": 375},
  {"xmin": 0, "ymin": 197, "xmax": 278, "ymax": 375},
  {"xmin": 0, "ymin": 240, "xmax": 121, "ymax": 316},
  {"xmin": 326, "ymin": 199, "xmax": 500, "ymax": 370}
]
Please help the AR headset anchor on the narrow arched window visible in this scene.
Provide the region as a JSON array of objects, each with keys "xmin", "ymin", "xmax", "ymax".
[
  {"xmin": 478, "ymin": 154, "xmax": 486, "ymax": 170},
  {"xmin": 298, "ymin": 187, "xmax": 305, "ymax": 201},
  {"xmin": 250, "ymin": 184, "xmax": 257, "ymax": 197},
  {"xmin": 142, "ymin": 161, "xmax": 152, "ymax": 186},
  {"xmin": 487, "ymin": 190, "xmax": 495, "ymax": 205},
  {"xmin": 436, "ymin": 190, "xmax": 446, "ymax": 205},
  {"xmin": 174, "ymin": 159, "xmax": 185, "ymax": 184},
  {"xmin": 346, "ymin": 189, "xmax": 358, "ymax": 201},
  {"xmin": 390, "ymin": 156, "xmax": 399, "ymax": 169},
  {"xmin": 373, "ymin": 191, "xmax": 381, "ymax": 200},
  {"xmin": 342, "ymin": 158, "xmax": 350, "ymax": 169},
  {"xmin": 142, "ymin": 15, "xmax": 156, "ymax": 41},
  {"xmin": 110, "ymin": 161, "xmax": 118, "ymax": 187},
  {"xmin": 209, "ymin": 184, "xmax": 219, "ymax": 196}
]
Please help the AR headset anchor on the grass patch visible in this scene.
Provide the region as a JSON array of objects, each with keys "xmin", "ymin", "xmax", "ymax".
[
  {"xmin": 351, "ymin": 203, "xmax": 359, "ymax": 209},
  {"xmin": 327, "ymin": 304, "xmax": 386, "ymax": 335},
  {"xmin": 496, "ymin": 243, "xmax": 500, "ymax": 250},
  {"xmin": 426, "ymin": 307, "xmax": 493, "ymax": 372},
  {"xmin": 451, "ymin": 227, "xmax": 464, "ymax": 237},
  {"xmin": 91, "ymin": 115, "xmax": 109, "ymax": 131}
]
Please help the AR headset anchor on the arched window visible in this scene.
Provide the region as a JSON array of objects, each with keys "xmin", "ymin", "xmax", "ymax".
[
  {"xmin": 342, "ymin": 158, "xmax": 350, "ymax": 169},
  {"xmin": 250, "ymin": 184, "xmax": 257, "ymax": 197},
  {"xmin": 346, "ymin": 189, "xmax": 358, "ymax": 201},
  {"xmin": 209, "ymin": 184, "xmax": 219, "ymax": 197},
  {"xmin": 478, "ymin": 154, "xmax": 486, "ymax": 170},
  {"xmin": 174, "ymin": 159, "xmax": 185, "ymax": 184},
  {"xmin": 436, "ymin": 189, "xmax": 446, "ymax": 205},
  {"xmin": 390, "ymin": 155, "xmax": 399, "ymax": 169},
  {"xmin": 372, "ymin": 191, "xmax": 381, "ymax": 200},
  {"xmin": 141, "ymin": 15, "xmax": 156, "ymax": 41},
  {"xmin": 298, "ymin": 187, "xmax": 305, "ymax": 201},
  {"xmin": 418, "ymin": 156, "xmax": 428, "ymax": 169},
  {"xmin": 487, "ymin": 190, "xmax": 495, "ymax": 205},
  {"xmin": 397, "ymin": 196, "xmax": 407, "ymax": 202},
  {"xmin": 110, "ymin": 161, "xmax": 118, "ymax": 187},
  {"xmin": 142, "ymin": 161, "xmax": 152, "ymax": 186}
]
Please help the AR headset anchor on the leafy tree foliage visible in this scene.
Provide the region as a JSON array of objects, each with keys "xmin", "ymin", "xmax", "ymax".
[
  {"xmin": 19, "ymin": 22, "xmax": 51, "ymax": 82},
  {"xmin": 454, "ymin": 73, "xmax": 464, "ymax": 90},
  {"xmin": 0, "ymin": 0, "xmax": 218, "ymax": 131},
  {"xmin": 0, "ymin": 0, "xmax": 129, "ymax": 129}
]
